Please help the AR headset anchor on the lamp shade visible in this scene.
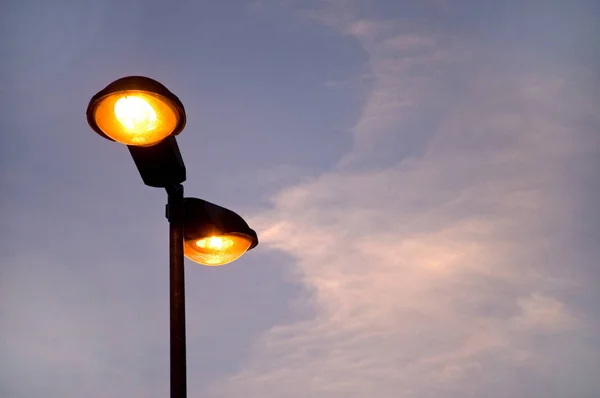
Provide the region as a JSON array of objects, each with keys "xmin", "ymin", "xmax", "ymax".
[
  {"xmin": 86, "ymin": 76, "xmax": 186, "ymax": 147},
  {"xmin": 183, "ymin": 198, "xmax": 258, "ymax": 266}
]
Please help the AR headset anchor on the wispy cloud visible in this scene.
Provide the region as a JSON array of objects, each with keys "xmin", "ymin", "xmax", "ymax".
[{"xmin": 208, "ymin": 2, "xmax": 600, "ymax": 397}]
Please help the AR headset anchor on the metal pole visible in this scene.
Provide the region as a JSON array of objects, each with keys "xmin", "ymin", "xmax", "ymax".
[{"xmin": 167, "ymin": 184, "xmax": 186, "ymax": 398}]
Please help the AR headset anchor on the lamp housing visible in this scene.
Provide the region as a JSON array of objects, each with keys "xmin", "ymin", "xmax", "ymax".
[
  {"xmin": 86, "ymin": 76, "xmax": 186, "ymax": 147},
  {"xmin": 128, "ymin": 136, "xmax": 186, "ymax": 188},
  {"xmin": 181, "ymin": 198, "xmax": 258, "ymax": 266}
]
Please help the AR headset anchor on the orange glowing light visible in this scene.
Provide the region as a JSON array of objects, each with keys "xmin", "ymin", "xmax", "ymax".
[
  {"xmin": 184, "ymin": 234, "xmax": 253, "ymax": 266},
  {"xmin": 92, "ymin": 91, "xmax": 179, "ymax": 146}
]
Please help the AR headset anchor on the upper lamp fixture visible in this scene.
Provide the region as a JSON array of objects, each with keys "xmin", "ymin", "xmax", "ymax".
[
  {"xmin": 182, "ymin": 198, "xmax": 259, "ymax": 266},
  {"xmin": 86, "ymin": 76, "xmax": 186, "ymax": 147}
]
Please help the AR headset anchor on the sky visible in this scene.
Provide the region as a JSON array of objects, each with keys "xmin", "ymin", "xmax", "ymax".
[{"xmin": 1, "ymin": 0, "xmax": 599, "ymax": 397}]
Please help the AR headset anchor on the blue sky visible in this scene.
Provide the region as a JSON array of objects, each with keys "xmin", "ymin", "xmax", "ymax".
[{"xmin": 1, "ymin": 1, "xmax": 599, "ymax": 397}]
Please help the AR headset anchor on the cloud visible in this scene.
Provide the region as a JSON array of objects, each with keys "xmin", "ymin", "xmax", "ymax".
[
  {"xmin": 206, "ymin": 3, "xmax": 600, "ymax": 398},
  {"xmin": 513, "ymin": 293, "xmax": 576, "ymax": 333}
]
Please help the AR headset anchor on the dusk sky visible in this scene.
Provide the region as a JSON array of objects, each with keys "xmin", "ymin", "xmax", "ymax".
[{"xmin": 1, "ymin": 1, "xmax": 599, "ymax": 397}]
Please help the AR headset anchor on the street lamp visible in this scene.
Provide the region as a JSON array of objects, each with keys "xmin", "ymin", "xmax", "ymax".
[
  {"xmin": 87, "ymin": 76, "xmax": 186, "ymax": 146},
  {"xmin": 183, "ymin": 198, "xmax": 258, "ymax": 266},
  {"xmin": 86, "ymin": 76, "xmax": 258, "ymax": 398}
]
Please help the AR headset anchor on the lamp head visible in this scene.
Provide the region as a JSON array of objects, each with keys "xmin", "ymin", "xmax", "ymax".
[
  {"xmin": 86, "ymin": 76, "xmax": 186, "ymax": 147},
  {"xmin": 183, "ymin": 198, "xmax": 258, "ymax": 266}
]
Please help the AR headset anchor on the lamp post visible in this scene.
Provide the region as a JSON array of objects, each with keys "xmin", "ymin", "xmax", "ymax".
[{"xmin": 86, "ymin": 76, "xmax": 258, "ymax": 398}]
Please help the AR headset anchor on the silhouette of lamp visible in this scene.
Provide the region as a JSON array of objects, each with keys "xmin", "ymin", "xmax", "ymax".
[
  {"xmin": 183, "ymin": 198, "xmax": 258, "ymax": 266},
  {"xmin": 85, "ymin": 76, "xmax": 258, "ymax": 398},
  {"xmin": 87, "ymin": 75, "xmax": 186, "ymax": 146}
]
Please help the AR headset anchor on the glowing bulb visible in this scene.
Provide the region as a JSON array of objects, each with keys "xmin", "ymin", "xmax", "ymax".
[
  {"xmin": 195, "ymin": 236, "xmax": 234, "ymax": 250},
  {"xmin": 114, "ymin": 96, "xmax": 157, "ymax": 132},
  {"xmin": 91, "ymin": 89, "xmax": 181, "ymax": 146},
  {"xmin": 185, "ymin": 234, "xmax": 253, "ymax": 266}
]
